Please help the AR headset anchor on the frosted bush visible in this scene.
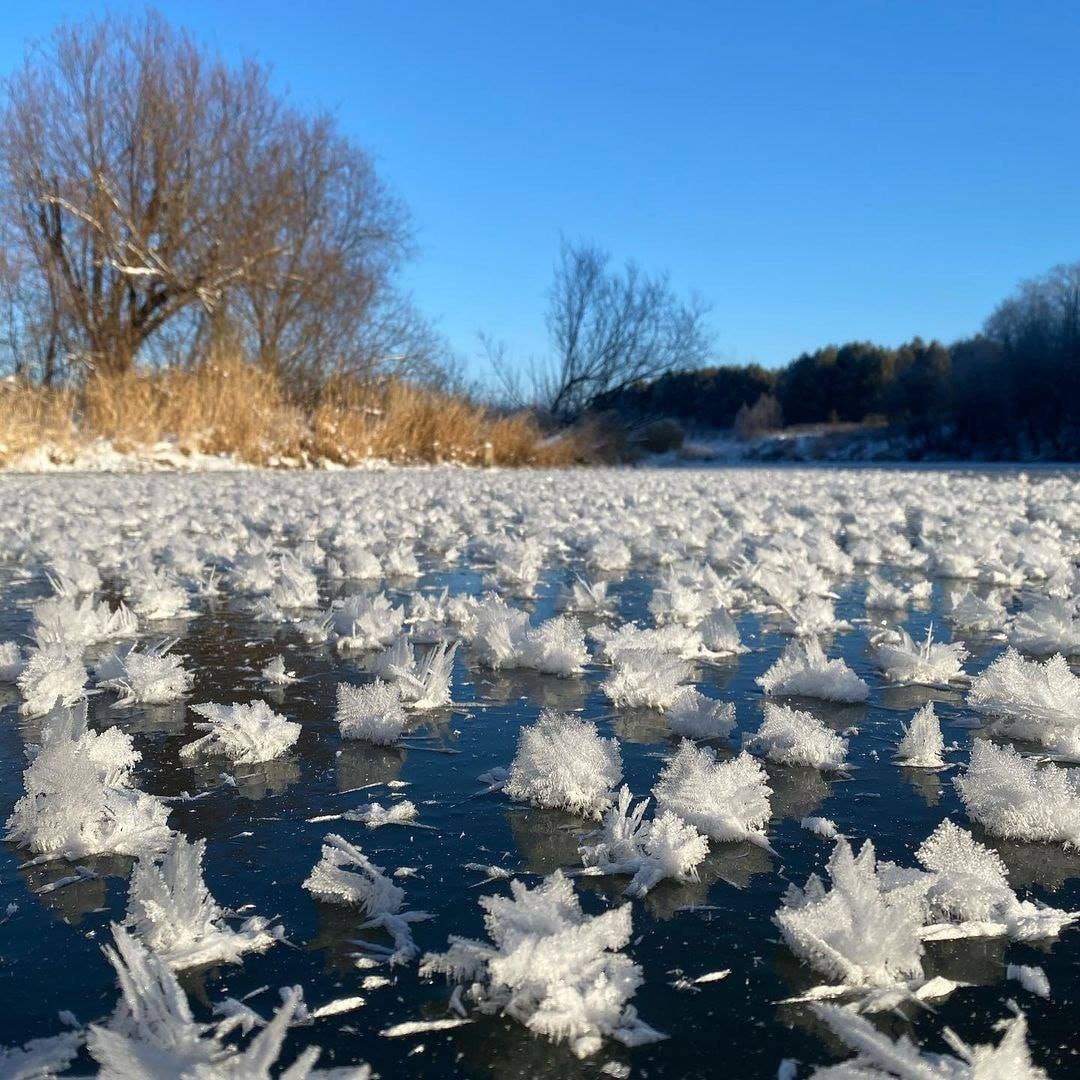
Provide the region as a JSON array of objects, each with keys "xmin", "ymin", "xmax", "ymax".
[
  {"xmin": 757, "ymin": 638, "xmax": 869, "ymax": 703},
  {"xmin": 1007, "ymin": 597, "xmax": 1080, "ymax": 655},
  {"xmin": 808, "ymin": 1003, "xmax": 1048, "ymax": 1080},
  {"xmin": 967, "ymin": 648, "xmax": 1080, "ymax": 758},
  {"xmin": 420, "ymin": 870, "xmax": 663, "ymax": 1058},
  {"xmin": 5, "ymin": 705, "xmax": 171, "ymax": 859},
  {"xmin": 97, "ymin": 641, "xmax": 193, "ymax": 707},
  {"xmin": 911, "ymin": 819, "xmax": 1076, "ymax": 940},
  {"xmin": 895, "ymin": 702, "xmax": 945, "ymax": 768},
  {"xmin": 16, "ymin": 647, "xmax": 88, "ymax": 717},
  {"xmin": 336, "ymin": 679, "xmax": 407, "ymax": 744},
  {"xmin": 0, "ymin": 640, "xmax": 23, "ymax": 681},
  {"xmin": 125, "ymin": 832, "xmax": 281, "ymax": 969},
  {"xmin": 303, "ymin": 834, "xmax": 430, "ymax": 964},
  {"xmin": 653, "ymin": 742, "xmax": 772, "ymax": 846},
  {"xmin": 875, "ymin": 626, "xmax": 967, "ymax": 686},
  {"xmin": 579, "ymin": 786, "xmax": 708, "ymax": 896},
  {"xmin": 774, "ymin": 838, "xmax": 923, "ymax": 988},
  {"xmin": 182, "ymin": 700, "xmax": 300, "ymax": 764},
  {"xmin": 667, "ymin": 688, "xmax": 736, "ymax": 740},
  {"xmin": 954, "ymin": 740, "xmax": 1080, "ymax": 846},
  {"xmin": 744, "ymin": 703, "xmax": 848, "ymax": 770},
  {"xmin": 602, "ymin": 649, "xmax": 692, "ymax": 710},
  {"xmin": 504, "ymin": 710, "xmax": 622, "ymax": 819}
]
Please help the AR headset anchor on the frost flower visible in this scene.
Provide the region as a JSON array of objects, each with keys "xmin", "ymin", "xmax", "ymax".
[
  {"xmin": 182, "ymin": 700, "xmax": 300, "ymax": 764},
  {"xmin": 743, "ymin": 703, "xmax": 848, "ymax": 770},
  {"xmin": 896, "ymin": 702, "xmax": 945, "ymax": 768},
  {"xmin": 757, "ymin": 638, "xmax": 869, "ymax": 703},
  {"xmin": 420, "ymin": 871, "xmax": 664, "ymax": 1058},
  {"xmin": 653, "ymin": 742, "xmax": 772, "ymax": 847},
  {"xmin": 304, "ymin": 834, "xmax": 430, "ymax": 963},
  {"xmin": 504, "ymin": 710, "xmax": 622, "ymax": 819},
  {"xmin": 125, "ymin": 832, "xmax": 282, "ymax": 969}
]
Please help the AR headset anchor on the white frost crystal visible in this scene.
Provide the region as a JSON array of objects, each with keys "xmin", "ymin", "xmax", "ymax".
[
  {"xmin": 0, "ymin": 639, "xmax": 24, "ymax": 682},
  {"xmin": 602, "ymin": 649, "xmax": 692, "ymax": 710},
  {"xmin": 97, "ymin": 640, "xmax": 193, "ymax": 706},
  {"xmin": 954, "ymin": 739, "xmax": 1080, "ymax": 846},
  {"xmin": 667, "ymin": 688, "xmax": 736, "ymax": 740},
  {"xmin": 16, "ymin": 647, "xmax": 88, "ymax": 717},
  {"xmin": 757, "ymin": 638, "xmax": 869, "ymax": 703},
  {"xmin": 743, "ymin": 703, "xmax": 848, "ymax": 770},
  {"xmin": 182, "ymin": 700, "xmax": 300, "ymax": 764},
  {"xmin": 504, "ymin": 710, "xmax": 622, "ymax": 819},
  {"xmin": 5, "ymin": 705, "xmax": 171, "ymax": 859},
  {"xmin": 774, "ymin": 837, "xmax": 924, "ymax": 988},
  {"xmin": 967, "ymin": 647, "xmax": 1080, "ymax": 759},
  {"xmin": 911, "ymin": 819, "xmax": 1076, "ymax": 941},
  {"xmin": 85, "ymin": 926, "xmax": 362, "ymax": 1078},
  {"xmin": 336, "ymin": 679, "xmax": 408, "ymax": 744},
  {"xmin": 579, "ymin": 786, "xmax": 708, "ymax": 896},
  {"xmin": 420, "ymin": 870, "xmax": 664, "ymax": 1058},
  {"xmin": 895, "ymin": 702, "xmax": 946, "ymax": 768},
  {"xmin": 653, "ymin": 742, "xmax": 772, "ymax": 846},
  {"xmin": 125, "ymin": 832, "xmax": 281, "ymax": 969},
  {"xmin": 808, "ymin": 1003, "xmax": 1048, "ymax": 1079},
  {"xmin": 874, "ymin": 626, "xmax": 967, "ymax": 686},
  {"xmin": 303, "ymin": 834, "xmax": 430, "ymax": 963}
]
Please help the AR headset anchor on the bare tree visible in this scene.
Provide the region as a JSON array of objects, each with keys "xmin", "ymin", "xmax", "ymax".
[
  {"xmin": 534, "ymin": 239, "xmax": 711, "ymax": 418},
  {"xmin": 0, "ymin": 11, "xmax": 427, "ymax": 384}
]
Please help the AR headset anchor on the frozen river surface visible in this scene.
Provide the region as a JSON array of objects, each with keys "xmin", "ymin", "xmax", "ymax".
[{"xmin": 1, "ymin": 466, "xmax": 1079, "ymax": 1078}]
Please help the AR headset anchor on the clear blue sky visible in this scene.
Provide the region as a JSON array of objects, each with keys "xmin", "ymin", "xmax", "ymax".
[{"xmin": 3, "ymin": 2, "xmax": 1078, "ymax": 377}]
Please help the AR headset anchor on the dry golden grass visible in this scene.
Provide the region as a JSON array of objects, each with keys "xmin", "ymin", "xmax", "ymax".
[
  {"xmin": 0, "ymin": 379, "xmax": 77, "ymax": 462},
  {"xmin": 0, "ymin": 353, "xmax": 606, "ymax": 468}
]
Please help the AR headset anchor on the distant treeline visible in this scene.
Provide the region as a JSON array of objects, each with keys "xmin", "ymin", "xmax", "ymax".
[{"xmin": 596, "ymin": 261, "xmax": 1080, "ymax": 459}]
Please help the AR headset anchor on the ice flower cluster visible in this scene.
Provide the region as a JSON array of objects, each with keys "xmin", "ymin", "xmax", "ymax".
[
  {"xmin": 5, "ymin": 705, "xmax": 171, "ymax": 859},
  {"xmin": 653, "ymin": 741, "xmax": 772, "ymax": 846},
  {"xmin": 743, "ymin": 703, "xmax": 849, "ymax": 770},
  {"xmin": 182, "ymin": 700, "xmax": 301, "ymax": 764},
  {"xmin": 579, "ymin": 786, "xmax": 709, "ymax": 896},
  {"xmin": 757, "ymin": 638, "xmax": 869, "ymax": 703},
  {"xmin": 504, "ymin": 710, "xmax": 623, "ymax": 818},
  {"xmin": 303, "ymin": 834, "xmax": 430, "ymax": 963},
  {"xmin": 420, "ymin": 871, "xmax": 664, "ymax": 1058}
]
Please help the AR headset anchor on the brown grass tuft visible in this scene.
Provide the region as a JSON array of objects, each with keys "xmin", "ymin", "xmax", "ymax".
[{"xmin": 0, "ymin": 352, "xmax": 611, "ymax": 468}]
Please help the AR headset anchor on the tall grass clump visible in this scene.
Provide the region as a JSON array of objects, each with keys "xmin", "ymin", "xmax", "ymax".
[{"xmin": 0, "ymin": 350, "xmax": 604, "ymax": 469}]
